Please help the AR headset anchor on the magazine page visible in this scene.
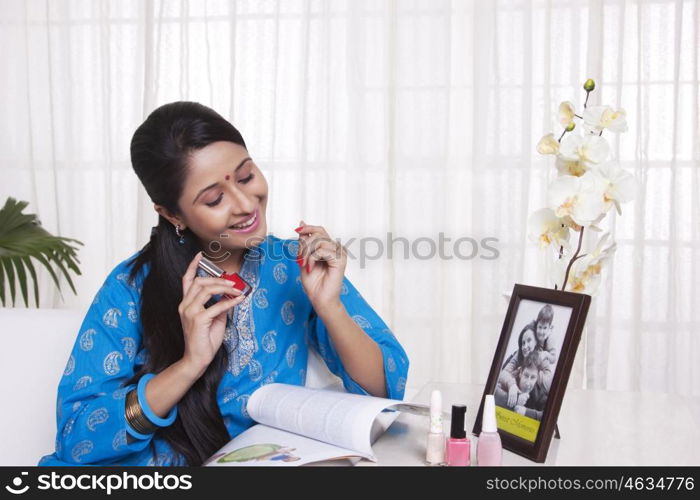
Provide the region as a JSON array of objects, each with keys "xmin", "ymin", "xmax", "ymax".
[
  {"xmin": 246, "ymin": 383, "xmax": 428, "ymax": 458},
  {"xmin": 203, "ymin": 424, "xmax": 370, "ymax": 467}
]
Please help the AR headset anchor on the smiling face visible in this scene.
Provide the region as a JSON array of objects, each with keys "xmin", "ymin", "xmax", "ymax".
[
  {"xmin": 520, "ymin": 328, "xmax": 536, "ymax": 358},
  {"xmin": 536, "ymin": 320, "xmax": 553, "ymax": 345},
  {"xmin": 155, "ymin": 141, "xmax": 268, "ymax": 267}
]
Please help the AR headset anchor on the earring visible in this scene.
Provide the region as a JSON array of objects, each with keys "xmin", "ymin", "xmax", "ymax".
[{"xmin": 175, "ymin": 224, "xmax": 185, "ymax": 245}]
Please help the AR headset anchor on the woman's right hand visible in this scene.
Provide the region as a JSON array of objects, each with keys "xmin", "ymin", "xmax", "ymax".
[{"xmin": 178, "ymin": 251, "xmax": 246, "ymax": 378}]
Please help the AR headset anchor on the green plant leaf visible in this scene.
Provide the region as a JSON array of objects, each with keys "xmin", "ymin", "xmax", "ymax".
[
  {"xmin": 21, "ymin": 255, "xmax": 40, "ymax": 307},
  {"xmin": 0, "ymin": 260, "xmax": 5, "ymax": 307},
  {"xmin": 56, "ymin": 243, "xmax": 81, "ymax": 275},
  {"xmin": 0, "ymin": 198, "xmax": 31, "ymax": 234},
  {"xmin": 31, "ymin": 251, "xmax": 64, "ymax": 301},
  {"xmin": 48, "ymin": 248, "xmax": 77, "ymax": 296},
  {"xmin": 11, "ymin": 256, "xmax": 28, "ymax": 308},
  {"xmin": 0, "ymin": 197, "xmax": 84, "ymax": 307},
  {"xmin": 2, "ymin": 258, "xmax": 16, "ymax": 306}
]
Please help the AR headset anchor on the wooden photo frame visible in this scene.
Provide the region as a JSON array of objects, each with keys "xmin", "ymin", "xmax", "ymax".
[{"xmin": 472, "ymin": 284, "xmax": 591, "ymax": 463}]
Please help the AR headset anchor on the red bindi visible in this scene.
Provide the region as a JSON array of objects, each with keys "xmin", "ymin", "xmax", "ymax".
[{"xmin": 225, "ymin": 175, "xmax": 230, "ymax": 180}]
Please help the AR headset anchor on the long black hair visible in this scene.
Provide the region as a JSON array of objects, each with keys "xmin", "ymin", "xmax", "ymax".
[
  {"xmin": 125, "ymin": 101, "xmax": 248, "ymax": 465},
  {"xmin": 500, "ymin": 321, "xmax": 537, "ymax": 372},
  {"xmin": 516, "ymin": 321, "xmax": 537, "ymax": 367}
]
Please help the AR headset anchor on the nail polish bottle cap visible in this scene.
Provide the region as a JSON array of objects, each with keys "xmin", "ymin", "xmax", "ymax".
[
  {"xmin": 198, "ymin": 257, "xmax": 224, "ymax": 278},
  {"xmin": 429, "ymin": 390, "xmax": 443, "ymax": 434},
  {"xmin": 482, "ymin": 394, "xmax": 498, "ymax": 433},
  {"xmin": 450, "ymin": 404, "xmax": 466, "ymax": 439}
]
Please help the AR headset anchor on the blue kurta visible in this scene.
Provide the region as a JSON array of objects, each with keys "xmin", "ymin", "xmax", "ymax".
[{"xmin": 38, "ymin": 234, "xmax": 409, "ymax": 466}]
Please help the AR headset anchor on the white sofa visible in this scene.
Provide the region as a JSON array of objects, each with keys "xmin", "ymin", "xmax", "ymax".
[{"xmin": 0, "ymin": 307, "xmax": 339, "ymax": 466}]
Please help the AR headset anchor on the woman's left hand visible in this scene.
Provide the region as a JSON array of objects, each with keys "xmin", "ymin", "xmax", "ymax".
[{"xmin": 295, "ymin": 220, "xmax": 347, "ymax": 312}]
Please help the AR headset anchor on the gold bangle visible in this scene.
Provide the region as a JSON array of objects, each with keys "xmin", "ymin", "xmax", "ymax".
[
  {"xmin": 126, "ymin": 389, "xmax": 156, "ymax": 434},
  {"xmin": 125, "ymin": 389, "xmax": 158, "ymax": 435}
]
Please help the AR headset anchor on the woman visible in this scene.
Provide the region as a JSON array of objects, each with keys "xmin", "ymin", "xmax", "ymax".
[
  {"xmin": 497, "ymin": 321, "xmax": 537, "ymax": 408},
  {"xmin": 38, "ymin": 102, "xmax": 409, "ymax": 466}
]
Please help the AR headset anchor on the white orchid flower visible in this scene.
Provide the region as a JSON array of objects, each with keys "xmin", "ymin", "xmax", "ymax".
[
  {"xmin": 593, "ymin": 161, "xmax": 636, "ymax": 215},
  {"xmin": 561, "ymin": 234, "xmax": 617, "ymax": 295},
  {"xmin": 558, "ymin": 101, "xmax": 576, "ymax": 129},
  {"xmin": 583, "ymin": 105, "xmax": 628, "ymax": 133},
  {"xmin": 536, "ymin": 133, "xmax": 560, "ymax": 155},
  {"xmin": 559, "ymin": 134, "xmax": 610, "ymax": 166},
  {"xmin": 555, "ymin": 156, "xmax": 588, "ymax": 177},
  {"xmin": 564, "ymin": 258, "xmax": 604, "ymax": 294},
  {"xmin": 589, "ymin": 232, "xmax": 616, "ymax": 259},
  {"xmin": 587, "ymin": 213, "xmax": 606, "ymax": 232},
  {"xmin": 548, "ymin": 173, "xmax": 606, "ymax": 226},
  {"xmin": 527, "ymin": 208, "xmax": 570, "ymax": 249},
  {"xmin": 561, "ymin": 215, "xmax": 583, "ymax": 232}
]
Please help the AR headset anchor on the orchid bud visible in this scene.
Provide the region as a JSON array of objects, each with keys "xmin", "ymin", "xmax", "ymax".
[
  {"xmin": 565, "ymin": 121, "xmax": 576, "ymax": 132},
  {"xmin": 583, "ymin": 79, "xmax": 595, "ymax": 92}
]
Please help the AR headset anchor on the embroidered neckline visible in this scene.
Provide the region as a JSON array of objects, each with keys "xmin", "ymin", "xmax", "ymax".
[
  {"xmin": 193, "ymin": 236, "xmax": 270, "ymax": 377},
  {"xmin": 220, "ymin": 237, "xmax": 268, "ymax": 377}
]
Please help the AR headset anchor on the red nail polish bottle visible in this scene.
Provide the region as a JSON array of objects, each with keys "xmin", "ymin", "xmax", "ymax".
[{"xmin": 197, "ymin": 256, "xmax": 253, "ymax": 299}]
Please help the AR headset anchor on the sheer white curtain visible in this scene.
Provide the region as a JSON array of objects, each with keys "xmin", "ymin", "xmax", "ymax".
[{"xmin": 1, "ymin": 0, "xmax": 698, "ymax": 396}]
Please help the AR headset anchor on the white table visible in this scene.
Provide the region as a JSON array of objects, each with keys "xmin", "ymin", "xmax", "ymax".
[{"xmin": 357, "ymin": 382, "xmax": 700, "ymax": 466}]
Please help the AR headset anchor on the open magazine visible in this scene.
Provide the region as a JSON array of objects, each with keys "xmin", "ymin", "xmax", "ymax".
[{"xmin": 203, "ymin": 383, "xmax": 429, "ymax": 466}]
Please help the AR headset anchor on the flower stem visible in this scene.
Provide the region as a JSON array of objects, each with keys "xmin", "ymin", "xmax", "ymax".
[
  {"xmin": 562, "ymin": 227, "xmax": 585, "ymax": 291},
  {"xmin": 553, "ymin": 243, "xmax": 565, "ymax": 290},
  {"xmin": 558, "ymin": 129, "xmax": 567, "ymax": 142},
  {"xmin": 584, "ymin": 91, "xmax": 591, "ymax": 109}
]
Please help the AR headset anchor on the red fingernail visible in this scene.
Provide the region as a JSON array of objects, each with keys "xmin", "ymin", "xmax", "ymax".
[
  {"xmin": 296, "ymin": 254, "xmax": 303, "ymax": 267},
  {"xmin": 294, "ymin": 226, "xmax": 304, "ymax": 233}
]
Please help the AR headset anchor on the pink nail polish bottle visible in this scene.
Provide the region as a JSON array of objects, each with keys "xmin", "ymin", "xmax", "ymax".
[
  {"xmin": 446, "ymin": 404, "xmax": 470, "ymax": 466},
  {"xmin": 477, "ymin": 394, "xmax": 502, "ymax": 466}
]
